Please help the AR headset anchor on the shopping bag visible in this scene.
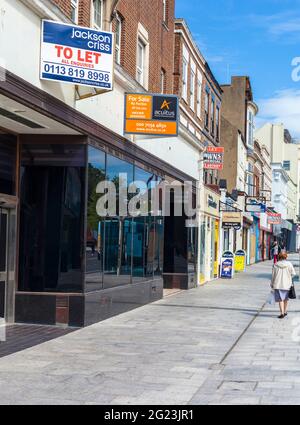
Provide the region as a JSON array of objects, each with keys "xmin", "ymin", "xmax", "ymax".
[
  {"xmin": 267, "ymin": 290, "xmax": 275, "ymax": 305},
  {"xmin": 289, "ymin": 284, "xmax": 297, "ymax": 300}
]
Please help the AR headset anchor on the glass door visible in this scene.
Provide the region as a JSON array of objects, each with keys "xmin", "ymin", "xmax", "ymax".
[{"xmin": 0, "ymin": 208, "xmax": 8, "ymax": 321}]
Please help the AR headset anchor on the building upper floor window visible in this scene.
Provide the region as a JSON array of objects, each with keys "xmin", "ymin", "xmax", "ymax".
[
  {"xmin": 182, "ymin": 57, "xmax": 188, "ymax": 101},
  {"xmin": 115, "ymin": 14, "xmax": 122, "ymax": 64},
  {"xmin": 196, "ymin": 75, "xmax": 202, "ymax": 118},
  {"xmin": 247, "ymin": 108, "xmax": 254, "ymax": 148},
  {"xmin": 190, "ymin": 69, "xmax": 195, "ymax": 110},
  {"xmin": 204, "ymin": 90, "xmax": 209, "ymax": 129},
  {"xmin": 246, "ymin": 163, "xmax": 254, "ymax": 196},
  {"xmin": 163, "ymin": 0, "xmax": 168, "ymax": 23},
  {"xmin": 216, "ymin": 106, "xmax": 220, "ymax": 141},
  {"xmin": 92, "ymin": 0, "xmax": 103, "ymax": 29},
  {"xmin": 283, "ymin": 160, "xmax": 290, "ymax": 171},
  {"xmin": 160, "ymin": 68, "xmax": 166, "ymax": 94},
  {"xmin": 211, "ymin": 97, "xmax": 215, "ymax": 135},
  {"xmin": 71, "ymin": 0, "xmax": 79, "ymax": 23},
  {"xmin": 136, "ymin": 24, "xmax": 149, "ymax": 89},
  {"xmin": 137, "ymin": 38, "xmax": 146, "ymax": 86}
]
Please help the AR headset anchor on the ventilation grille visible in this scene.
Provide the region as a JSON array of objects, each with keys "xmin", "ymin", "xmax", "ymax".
[{"xmin": 0, "ymin": 108, "xmax": 45, "ymax": 129}]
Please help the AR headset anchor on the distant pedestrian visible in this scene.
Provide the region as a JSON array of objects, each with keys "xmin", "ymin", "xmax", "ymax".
[
  {"xmin": 270, "ymin": 251, "xmax": 296, "ymax": 319},
  {"xmin": 272, "ymin": 241, "xmax": 279, "ymax": 264},
  {"xmin": 280, "ymin": 242, "xmax": 286, "ymax": 254}
]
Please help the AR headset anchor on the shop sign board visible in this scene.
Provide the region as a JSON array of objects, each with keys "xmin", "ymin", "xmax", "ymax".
[
  {"xmin": 234, "ymin": 250, "xmax": 246, "ymax": 272},
  {"xmin": 220, "ymin": 251, "xmax": 234, "ymax": 279},
  {"xmin": 40, "ymin": 20, "xmax": 114, "ymax": 90},
  {"xmin": 124, "ymin": 93, "xmax": 179, "ymax": 136},
  {"xmin": 203, "ymin": 147, "xmax": 224, "ymax": 170},
  {"xmin": 222, "ymin": 212, "xmax": 242, "ymax": 230},
  {"xmin": 246, "ymin": 202, "xmax": 266, "ymax": 213},
  {"xmin": 204, "ymin": 188, "xmax": 220, "ymax": 217},
  {"xmin": 267, "ymin": 212, "xmax": 282, "ymax": 225}
]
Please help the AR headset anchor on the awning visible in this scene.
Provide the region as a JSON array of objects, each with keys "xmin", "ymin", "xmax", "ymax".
[{"xmin": 281, "ymin": 220, "xmax": 293, "ymax": 231}]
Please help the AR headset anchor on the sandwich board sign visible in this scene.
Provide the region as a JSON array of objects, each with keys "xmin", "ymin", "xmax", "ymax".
[
  {"xmin": 234, "ymin": 250, "xmax": 246, "ymax": 272},
  {"xmin": 220, "ymin": 251, "xmax": 234, "ymax": 279},
  {"xmin": 40, "ymin": 20, "xmax": 114, "ymax": 90}
]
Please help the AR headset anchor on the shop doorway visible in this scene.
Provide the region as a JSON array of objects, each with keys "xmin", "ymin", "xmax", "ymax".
[{"xmin": 0, "ymin": 208, "xmax": 8, "ymax": 321}]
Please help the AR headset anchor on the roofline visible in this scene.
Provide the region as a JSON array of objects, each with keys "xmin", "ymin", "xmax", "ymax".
[{"xmin": 175, "ymin": 18, "xmax": 223, "ymax": 95}]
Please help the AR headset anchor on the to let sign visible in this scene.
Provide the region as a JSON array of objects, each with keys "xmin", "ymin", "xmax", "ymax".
[
  {"xmin": 124, "ymin": 93, "xmax": 179, "ymax": 137},
  {"xmin": 40, "ymin": 20, "xmax": 114, "ymax": 90},
  {"xmin": 203, "ymin": 147, "xmax": 224, "ymax": 170},
  {"xmin": 267, "ymin": 212, "xmax": 282, "ymax": 225}
]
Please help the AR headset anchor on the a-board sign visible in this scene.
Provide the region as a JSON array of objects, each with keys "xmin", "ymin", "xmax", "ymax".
[
  {"xmin": 220, "ymin": 251, "xmax": 235, "ymax": 279},
  {"xmin": 234, "ymin": 250, "xmax": 246, "ymax": 272}
]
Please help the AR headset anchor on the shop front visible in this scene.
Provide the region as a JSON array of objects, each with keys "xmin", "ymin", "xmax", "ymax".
[
  {"xmin": 0, "ymin": 134, "xmax": 18, "ymax": 325},
  {"xmin": 202, "ymin": 187, "xmax": 220, "ymax": 282},
  {"xmin": 249, "ymin": 216, "xmax": 259, "ymax": 265},
  {"xmin": 0, "ymin": 71, "xmax": 196, "ymax": 327},
  {"xmin": 259, "ymin": 213, "xmax": 273, "ymax": 261},
  {"xmin": 242, "ymin": 213, "xmax": 253, "ymax": 266}
]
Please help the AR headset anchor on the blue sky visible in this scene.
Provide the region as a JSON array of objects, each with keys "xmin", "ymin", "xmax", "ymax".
[{"xmin": 175, "ymin": 0, "xmax": 300, "ymax": 138}]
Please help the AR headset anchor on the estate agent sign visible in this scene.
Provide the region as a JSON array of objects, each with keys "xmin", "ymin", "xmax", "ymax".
[
  {"xmin": 203, "ymin": 147, "xmax": 224, "ymax": 170},
  {"xmin": 267, "ymin": 212, "xmax": 282, "ymax": 225},
  {"xmin": 41, "ymin": 20, "xmax": 114, "ymax": 90},
  {"xmin": 124, "ymin": 93, "xmax": 179, "ymax": 137}
]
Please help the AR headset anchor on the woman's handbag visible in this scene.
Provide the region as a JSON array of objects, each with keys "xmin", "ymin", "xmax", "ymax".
[
  {"xmin": 267, "ymin": 290, "xmax": 275, "ymax": 305},
  {"xmin": 289, "ymin": 283, "xmax": 297, "ymax": 300}
]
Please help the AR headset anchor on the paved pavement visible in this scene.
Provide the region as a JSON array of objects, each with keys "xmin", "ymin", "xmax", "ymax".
[
  {"xmin": 1, "ymin": 255, "xmax": 300, "ymax": 405},
  {"xmin": 0, "ymin": 325, "xmax": 75, "ymax": 358}
]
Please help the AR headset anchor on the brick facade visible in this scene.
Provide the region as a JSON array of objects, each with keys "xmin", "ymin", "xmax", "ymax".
[
  {"xmin": 173, "ymin": 19, "xmax": 223, "ymax": 185},
  {"xmin": 78, "ymin": 0, "xmax": 92, "ymax": 26},
  {"xmin": 50, "ymin": 0, "xmax": 175, "ymax": 94},
  {"xmin": 113, "ymin": 0, "xmax": 175, "ymax": 93},
  {"xmin": 52, "ymin": 0, "xmax": 72, "ymax": 18},
  {"xmin": 174, "ymin": 19, "xmax": 222, "ymax": 149}
]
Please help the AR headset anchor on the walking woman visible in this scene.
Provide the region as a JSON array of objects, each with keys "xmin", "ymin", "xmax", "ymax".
[
  {"xmin": 272, "ymin": 241, "xmax": 279, "ymax": 264},
  {"xmin": 271, "ymin": 252, "xmax": 296, "ymax": 319}
]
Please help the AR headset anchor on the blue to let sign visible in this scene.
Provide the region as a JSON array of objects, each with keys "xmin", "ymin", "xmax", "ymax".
[{"xmin": 40, "ymin": 20, "xmax": 114, "ymax": 90}]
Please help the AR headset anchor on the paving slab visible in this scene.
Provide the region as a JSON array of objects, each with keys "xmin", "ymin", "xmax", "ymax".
[{"xmin": 1, "ymin": 256, "xmax": 300, "ymax": 404}]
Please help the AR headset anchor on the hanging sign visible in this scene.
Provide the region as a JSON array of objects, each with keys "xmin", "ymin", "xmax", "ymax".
[
  {"xmin": 203, "ymin": 147, "xmax": 224, "ymax": 170},
  {"xmin": 124, "ymin": 93, "xmax": 179, "ymax": 136},
  {"xmin": 234, "ymin": 250, "xmax": 246, "ymax": 272},
  {"xmin": 267, "ymin": 212, "xmax": 282, "ymax": 225},
  {"xmin": 222, "ymin": 212, "xmax": 242, "ymax": 229},
  {"xmin": 40, "ymin": 20, "xmax": 114, "ymax": 90},
  {"xmin": 220, "ymin": 251, "xmax": 234, "ymax": 279}
]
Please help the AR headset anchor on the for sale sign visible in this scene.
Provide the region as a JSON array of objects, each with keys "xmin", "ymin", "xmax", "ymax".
[
  {"xmin": 40, "ymin": 20, "xmax": 114, "ymax": 90},
  {"xmin": 124, "ymin": 93, "xmax": 179, "ymax": 136},
  {"xmin": 203, "ymin": 147, "xmax": 224, "ymax": 170}
]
